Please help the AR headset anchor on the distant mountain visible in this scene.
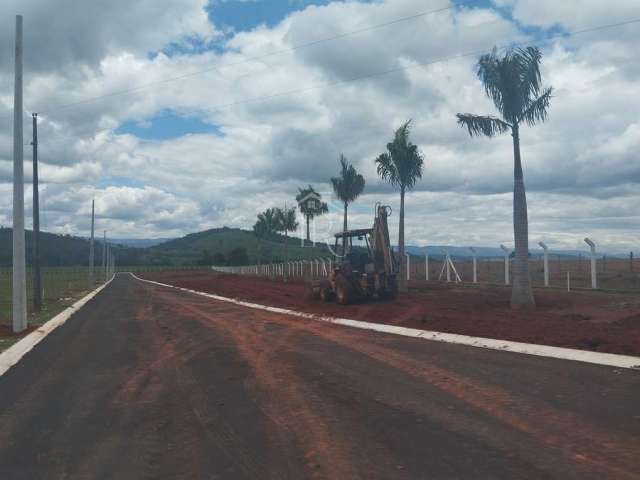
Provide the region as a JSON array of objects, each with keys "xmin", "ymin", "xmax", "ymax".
[
  {"xmin": 149, "ymin": 227, "xmax": 331, "ymax": 265},
  {"xmin": 110, "ymin": 238, "xmax": 173, "ymax": 248},
  {"xmin": 0, "ymin": 227, "xmax": 141, "ymax": 267}
]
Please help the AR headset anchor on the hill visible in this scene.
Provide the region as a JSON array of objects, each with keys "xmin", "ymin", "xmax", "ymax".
[
  {"xmin": 0, "ymin": 227, "xmax": 332, "ymax": 267},
  {"xmin": 0, "ymin": 227, "xmax": 142, "ymax": 267},
  {"xmin": 146, "ymin": 227, "xmax": 331, "ymax": 265}
]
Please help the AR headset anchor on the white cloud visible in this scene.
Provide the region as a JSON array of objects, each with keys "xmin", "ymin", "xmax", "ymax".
[{"xmin": 0, "ymin": 0, "xmax": 638, "ymax": 252}]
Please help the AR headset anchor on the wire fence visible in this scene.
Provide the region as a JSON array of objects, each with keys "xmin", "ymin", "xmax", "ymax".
[
  {"xmin": 209, "ymin": 253, "xmax": 640, "ymax": 293},
  {"xmin": 408, "ymin": 255, "xmax": 640, "ymax": 292},
  {"xmin": 0, "ymin": 267, "xmax": 106, "ymax": 327}
]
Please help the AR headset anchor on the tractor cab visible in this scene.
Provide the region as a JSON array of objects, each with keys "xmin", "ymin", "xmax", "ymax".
[{"xmin": 333, "ymin": 228, "xmax": 374, "ymax": 274}]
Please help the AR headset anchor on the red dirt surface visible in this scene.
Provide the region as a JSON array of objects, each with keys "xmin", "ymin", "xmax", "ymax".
[
  {"xmin": 0, "ymin": 324, "xmax": 37, "ymax": 338},
  {"xmin": 139, "ymin": 271, "xmax": 640, "ymax": 356}
]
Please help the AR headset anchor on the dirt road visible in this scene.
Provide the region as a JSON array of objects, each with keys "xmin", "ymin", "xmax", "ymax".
[{"xmin": 1, "ymin": 274, "xmax": 638, "ymax": 479}]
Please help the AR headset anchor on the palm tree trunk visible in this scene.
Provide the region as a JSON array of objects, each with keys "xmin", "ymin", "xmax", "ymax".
[
  {"xmin": 343, "ymin": 202, "xmax": 348, "ymax": 252},
  {"xmin": 399, "ymin": 185, "xmax": 407, "ymax": 292},
  {"xmin": 284, "ymin": 230, "xmax": 288, "ymax": 276},
  {"xmin": 306, "ymin": 216, "xmax": 310, "ymax": 243},
  {"xmin": 511, "ymin": 124, "xmax": 535, "ymax": 308}
]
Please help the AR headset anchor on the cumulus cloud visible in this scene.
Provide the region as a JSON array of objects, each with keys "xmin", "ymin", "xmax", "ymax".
[{"xmin": 0, "ymin": 0, "xmax": 638, "ymax": 251}]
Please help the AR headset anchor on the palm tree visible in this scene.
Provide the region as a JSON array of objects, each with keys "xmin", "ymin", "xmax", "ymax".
[
  {"xmin": 295, "ymin": 185, "xmax": 328, "ymax": 243},
  {"xmin": 375, "ymin": 120, "xmax": 424, "ymax": 292},
  {"xmin": 456, "ymin": 46, "xmax": 552, "ymax": 309},
  {"xmin": 275, "ymin": 206, "xmax": 298, "ymax": 267},
  {"xmin": 330, "ymin": 154, "xmax": 366, "ymax": 248},
  {"xmin": 253, "ymin": 208, "xmax": 279, "ymax": 265}
]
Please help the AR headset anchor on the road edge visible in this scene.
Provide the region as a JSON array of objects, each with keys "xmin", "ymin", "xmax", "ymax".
[
  {"xmin": 132, "ymin": 273, "xmax": 640, "ymax": 370},
  {"xmin": 0, "ymin": 275, "xmax": 115, "ymax": 378}
]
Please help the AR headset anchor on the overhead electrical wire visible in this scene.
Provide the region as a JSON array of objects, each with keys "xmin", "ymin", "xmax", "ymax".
[
  {"xmin": 37, "ymin": 3, "xmax": 455, "ymax": 114},
  {"xmin": 19, "ymin": 14, "xmax": 639, "ymax": 124},
  {"xmin": 164, "ymin": 17, "xmax": 640, "ymax": 117}
]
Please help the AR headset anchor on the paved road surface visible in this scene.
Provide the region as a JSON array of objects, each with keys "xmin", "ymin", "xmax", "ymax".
[{"xmin": 1, "ymin": 274, "xmax": 638, "ymax": 479}]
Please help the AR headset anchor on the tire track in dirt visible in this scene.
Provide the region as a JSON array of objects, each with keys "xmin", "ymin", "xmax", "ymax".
[
  {"xmin": 148, "ymin": 280, "xmax": 640, "ymax": 480},
  {"xmin": 151, "ymin": 285, "xmax": 368, "ymax": 480}
]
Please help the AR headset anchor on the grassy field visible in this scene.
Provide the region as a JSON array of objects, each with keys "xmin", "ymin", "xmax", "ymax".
[{"xmin": 0, "ymin": 267, "xmax": 107, "ymax": 352}]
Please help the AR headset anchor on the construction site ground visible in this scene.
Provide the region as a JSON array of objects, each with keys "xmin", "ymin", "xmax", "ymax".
[{"xmin": 139, "ymin": 270, "xmax": 640, "ymax": 356}]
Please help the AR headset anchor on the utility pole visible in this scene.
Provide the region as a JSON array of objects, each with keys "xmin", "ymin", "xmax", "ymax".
[
  {"xmin": 89, "ymin": 199, "xmax": 95, "ymax": 286},
  {"xmin": 12, "ymin": 15, "xmax": 27, "ymax": 333},
  {"xmin": 32, "ymin": 112, "xmax": 42, "ymax": 312},
  {"xmin": 102, "ymin": 230, "xmax": 106, "ymax": 280}
]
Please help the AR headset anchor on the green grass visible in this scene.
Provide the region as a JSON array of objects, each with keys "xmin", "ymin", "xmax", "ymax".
[{"xmin": 0, "ymin": 267, "xmax": 103, "ymax": 353}]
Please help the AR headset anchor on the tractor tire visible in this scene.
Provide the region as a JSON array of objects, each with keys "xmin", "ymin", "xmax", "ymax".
[
  {"xmin": 381, "ymin": 277, "xmax": 398, "ymax": 300},
  {"xmin": 320, "ymin": 287, "xmax": 333, "ymax": 302},
  {"xmin": 335, "ymin": 275, "xmax": 355, "ymax": 305}
]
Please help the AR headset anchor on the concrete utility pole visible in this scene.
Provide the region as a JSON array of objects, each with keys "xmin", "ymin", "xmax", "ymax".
[
  {"xmin": 32, "ymin": 112, "xmax": 42, "ymax": 311},
  {"xmin": 500, "ymin": 244, "xmax": 510, "ymax": 285},
  {"xmin": 584, "ymin": 238, "xmax": 597, "ymax": 289},
  {"xmin": 538, "ymin": 241, "xmax": 549, "ymax": 287},
  {"xmin": 102, "ymin": 230, "xmax": 106, "ymax": 280},
  {"xmin": 12, "ymin": 15, "xmax": 27, "ymax": 333},
  {"xmin": 89, "ymin": 199, "xmax": 95, "ymax": 286}
]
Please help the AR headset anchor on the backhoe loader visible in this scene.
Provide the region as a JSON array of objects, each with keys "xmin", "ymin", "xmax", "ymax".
[{"xmin": 309, "ymin": 204, "xmax": 398, "ymax": 304}]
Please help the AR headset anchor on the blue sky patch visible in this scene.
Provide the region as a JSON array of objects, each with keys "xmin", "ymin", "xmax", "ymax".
[
  {"xmin": 97, "ymin": 176, "xmax": 146, "ymax": 189},
  {"xmin": 206, "ymin": 0, "xmax": 333, "ymax": 32},
  {"xmin": 116, "ymin": 110, "xmax": 220, "ymax": 141}
]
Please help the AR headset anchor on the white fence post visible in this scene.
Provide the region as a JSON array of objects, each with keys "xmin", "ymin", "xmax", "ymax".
[
  {"xmin": 500, "ymin": 244, "xmax": 510, "ymax": 285},
  {"xmin": 585, "ymin": 238, "xmax": 597, "ymax": 289},
  {"xmin": 469, "ymin": 247, "xmax": 477, "ymax": 284},
  {"xmin": 406, "ymin": 254, "xmax": 410, "ymax": 281},
  {"xmin": 538, "ymin": 241, "xmax": 549, "ymax": 287},
  {"xmin": 425, "ymin": 254, "xmax": 429, "ymax": 281}
]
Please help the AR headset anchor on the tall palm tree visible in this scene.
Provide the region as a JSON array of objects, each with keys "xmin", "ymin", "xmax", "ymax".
[
  {"xmin": 457, "ymin": 46, "xmax": 552, "ymax": 309},
  {"xmin": 275, "ymin": 206, "xmax": 298, "ymax": 267},
  {"xmin": 296, "ymin": 185, "xmax": 328, "ymax": 243},
  {"xmin": 375, "ymin": 120, "xmax": 424, "ymax": 292},
  {"xmin": 253, "ymin": 208, "xmax": 279, "ymax": 265},
  {"xmin": 330, "ymin": 154, "xmax": 366, "ymax": 245}
]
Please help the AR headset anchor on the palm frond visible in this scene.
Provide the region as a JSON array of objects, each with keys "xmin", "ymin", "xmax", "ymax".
[
  {"xmin": 457, "ymin": 113, "xmax": 511, "ymax": 137},
  {"xmin": 519, "ymin": 86, "xmax": 552, "ymax": 127},
  {"xmin": 477, "ymin": 49, "xmax": 505, "ymax": 115},
  {"xmin": 514, "ymin": 47, "xmax": 542, "ymax": 102},
  {"xmin": 375, "ymin": 152, "xmax": 399, "ymax": 187},
  {"xmin": 332, "ymin": 153, "xmax": 365, "ymax": 204}
]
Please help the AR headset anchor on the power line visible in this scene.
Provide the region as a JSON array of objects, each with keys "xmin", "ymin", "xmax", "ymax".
[
  {"xmin": 38, "ymin": 3, "xmax": 454, "ymax": 114},
  {"xmin": 176, "ymin": 17, "xmax": 640, "ymax": 117}
]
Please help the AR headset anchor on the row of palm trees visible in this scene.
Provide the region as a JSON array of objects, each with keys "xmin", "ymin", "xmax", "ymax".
[
  {"xmin": 253, "ymin": 120, "xmax": 424, "ymax": 293},
  {"xmin": 254, "ymin": 46, "xmax": 550, "ymax": 309}
]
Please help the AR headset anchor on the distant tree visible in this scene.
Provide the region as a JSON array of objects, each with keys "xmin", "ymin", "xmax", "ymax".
[
  {"xmin": 212, "ymin": 252, "xmax": 226, "ymax": 265},
  {"xmin": 198, "ymin": 249, "xmax": 214, "ymax": 266},
  {"xmin": 275, "ymin": 207, "xmax": 298, "ymax": 267},
  {"xmin": 375, "ymin": 120, "xmax": 424, "ymax": 292},
  {"xmin": 253, "ymin": 208, "xmax": 279, "ymax": 264},
  {"xmin": 226, "ymin": 247, "xmax": 249, "ymax": 266},
  {"xmin": 296, "ymin": 185, "xmax": 328, "ymax": 242},
  {"xmin": 330, "ymin": 154, "xmax": 365, "ymax": 249},
  {"xmin": 456, "ymin": 46, "xmax": 552, "ymax": 309}
]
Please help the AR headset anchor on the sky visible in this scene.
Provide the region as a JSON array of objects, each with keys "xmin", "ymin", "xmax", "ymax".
[{"xmin": 0, "ymin": 0, "xmax": 639, "ymax": 252}]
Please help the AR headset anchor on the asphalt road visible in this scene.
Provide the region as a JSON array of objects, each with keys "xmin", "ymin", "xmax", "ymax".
[{"xmin": 0, "ymin": 274, "xmax": 638, "ymax": 479}]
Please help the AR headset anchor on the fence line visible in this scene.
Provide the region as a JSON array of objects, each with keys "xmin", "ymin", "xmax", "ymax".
[{"xmin": 210, "ymin": 253, "xmax": 640, "ymax": 293}]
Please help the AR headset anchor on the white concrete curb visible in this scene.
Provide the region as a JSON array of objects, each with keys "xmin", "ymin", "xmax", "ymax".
[
  {"xmin": 132, "ymin": 274, "xmax": 640, "ymax": 370},
  {"xmin": 0, "ymin": 275, "xmax": 115, "ymax": 378}
]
